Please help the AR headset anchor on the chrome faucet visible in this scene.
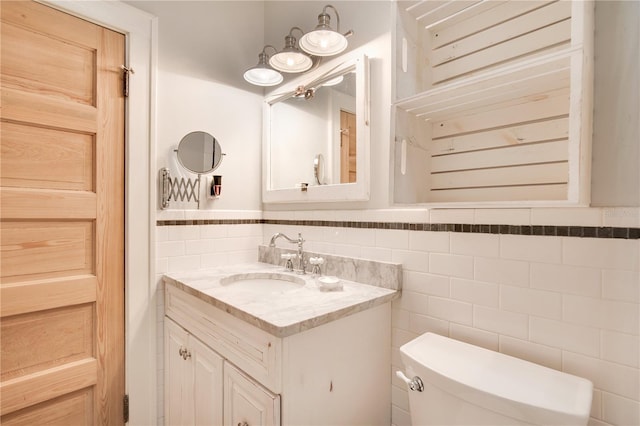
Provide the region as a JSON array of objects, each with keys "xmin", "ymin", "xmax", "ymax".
[{"xmin": 269, "ymin": 232, "xmax": 306, "ymax": 274}]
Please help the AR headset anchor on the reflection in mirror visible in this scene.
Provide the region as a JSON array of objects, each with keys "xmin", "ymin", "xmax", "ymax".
[
  {"xmin": 314, "ymin": 153, "xmax": 325, "ymax": 185},
  {"xmin": 176, "ymin": 131, "xmax": 223, "ymax": 174},
  {"xmin": 263, "ymin": 54, "xmax": 369, "ymax": 203},
  {"xmin": 269, "ymin": 69, "xmax": 356, "ymax": 190}
]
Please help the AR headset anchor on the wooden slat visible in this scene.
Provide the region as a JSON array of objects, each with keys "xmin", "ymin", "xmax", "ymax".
[
  {"xmin": 433, "ymin": 19, "xmax": 571, "ymax": 83},
  {"xmin": 432, "ymin": 1, "xmax": 571, "ymax": 66},
  {"xmin": 430, "ymin": 183, "xmax": 568, "ymax": 202},
  {"xmin": 431, "ymin": 140, "xmax": 568, "ymax": 173},
  {"xmin": 427, "ymin": 1, "xmax": 509, "ymax": 39},
  {"xmin": 0, "ymin": 359, "xmax": 97, "ymax": 415},
  {"xmin": 0, "ymin": 188, "xmax": 96, "ymax": 219},
  {"xmin": 431, "ymin": 0, "xmax": 556, "ymax": 49},
  {"xmin": 416, "ymin": 1, "xmax": 481, "ymax": 28},
  {"xmin": 415, "ymin": 74, "xmax": 569, "ymax": 120},
  {"xmin": 1, "ymin": 388, "xmax": 93, "ymax": 426},
  {"xmin": 1, "ymin": 304, "xmax": 94, "ymax": 381},
  {"xmin": 431, "ymin": 162, "xmax": 568, "ymax": 189},
  {"xmin": 406, "ymin": 1, "xmax": 448, "ymax": 17},
  {"xmin": 399, "ymin": 53, "xmax": 571, "ymax": 114},
  {"xmin": 432, "ymin": 91, "xmax": 569, "ymax": 138},
  {"xmin": 1, "ymin": 275, "xmax": 97, "ymax": 317},
  {"xmin": 1, "ymin": 121, "xmax": 94, "ymax": 191},
  {"xmin": 431, "ymin": 117, "xmax": 569, "ymax": 155},
  {"xmin": 0, "ymin": 88, "xmax": 97, "ymax": 133}
]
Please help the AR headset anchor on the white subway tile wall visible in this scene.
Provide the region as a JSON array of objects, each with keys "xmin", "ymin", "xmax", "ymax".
[
  {"xmin": 262, "ymin": 220, "xmax": 639, "ymax": 426},
  {"xmin": 156, "ymin": 210, "xmax": 639, "ymax": 426}
]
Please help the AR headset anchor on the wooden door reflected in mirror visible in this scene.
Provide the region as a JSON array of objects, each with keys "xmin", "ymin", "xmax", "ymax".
[{"xmin": 340, "ymin": 110, "xmax": 356, "ymax": 183}]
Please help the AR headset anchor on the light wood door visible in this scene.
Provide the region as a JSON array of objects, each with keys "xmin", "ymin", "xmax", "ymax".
[
  {"xmin": 340, "ymin": 110, "xmax": 357, "ymax": 183},
  {"xmin": 0, "ymin": 1, "xmax": 125, "ymax": 424}
]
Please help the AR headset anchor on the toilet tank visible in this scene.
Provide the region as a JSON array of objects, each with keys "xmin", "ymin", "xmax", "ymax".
[{"xmin": 398, "ymin": 333, "xmax": 593, "ymax": 426}]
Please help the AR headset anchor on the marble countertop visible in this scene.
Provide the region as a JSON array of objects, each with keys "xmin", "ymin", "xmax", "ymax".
[{"xmin": 163, "ymin": 262, "xmax": 399, "ymax": 338}]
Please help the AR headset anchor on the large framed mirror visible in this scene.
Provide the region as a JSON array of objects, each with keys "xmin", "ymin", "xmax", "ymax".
[{"xmin": 262, "ymin": 54, "xmax": 370, "ymax": 203}]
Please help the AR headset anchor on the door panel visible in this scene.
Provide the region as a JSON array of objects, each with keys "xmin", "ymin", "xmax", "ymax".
[
  {"xmin": 1, "ymin": 122, "xmax": 94, "ymax": 191},
  {"xmin": 1, "ymin": 304, "xmax": 93, "ymax": 381},
  {"xmin": 1, "ymin": 23, "xmax": 96, "ymax": 105},
  {"xmin": 165, "ymin": 318, "xmax": 190, "ymax": 425},
  {"xmin": 1, "ymin": 221, "xmax": 94, "ymax": 281},
  {"xmin": 192, "ymin": 335, "xmax": 224, "ymax": 426},
  {"xmin": 224, "ymin": 362, "xmax": 280, "ymax": 426},
  {"xmin": 0, "ymin": 1, "xmax": 125, "ymax": 424},
  {"xmin": 1, "ymin": 386, "xmax": 93, "ymax": 426}
]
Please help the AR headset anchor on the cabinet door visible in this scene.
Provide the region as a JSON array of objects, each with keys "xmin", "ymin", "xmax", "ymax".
[
  {"xmin": 224, "ymin": 362, "xmax": 280, "ymax": 426},
  {"xmin": 191, "ymin": 335, "xmax": 224, "ymax": 425},
  {"xmin": 165, "ymin": 318, "xmax": 192, "ymax": 426},
  {"xmin": 166, "ymin": 318, "xmax": 224, "ymax": 426}
]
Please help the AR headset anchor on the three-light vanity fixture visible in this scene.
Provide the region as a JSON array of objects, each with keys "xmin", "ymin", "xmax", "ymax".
[{"xmin": 243, "ymin": 4, "xmax": 353, "ymax": 87}]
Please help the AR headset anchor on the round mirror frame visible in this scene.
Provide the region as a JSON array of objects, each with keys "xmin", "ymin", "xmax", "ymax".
[{"xmin": 176, "ymin": 131, "xmax": 223, "ymax": 174}]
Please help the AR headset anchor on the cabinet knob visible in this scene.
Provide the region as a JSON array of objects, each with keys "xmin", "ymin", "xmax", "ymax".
[
  {"xmin": 237, "ymin": 422, "xmax": 249, "ymax": 426},
  {"xmin": 178, "ymin": 346, "xmax": 191, "ymax": 360}
]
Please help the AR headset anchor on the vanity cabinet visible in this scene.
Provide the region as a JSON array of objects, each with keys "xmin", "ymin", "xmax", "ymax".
[
  {"xmin": 165, "ymin": 283, "xmax": 391, "ymax": 426},
  {"xmin": 165, "ymin": 317, "xmax": 280, "ymax": 426},
  {"xmin": 392, "ymin": 0, "xmax": 594, "ymax": 205}
]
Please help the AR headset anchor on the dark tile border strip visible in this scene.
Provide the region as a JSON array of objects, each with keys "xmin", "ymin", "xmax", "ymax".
[{"xmin": 156, "ymin": 219, "xmax": 639, "ymax": 240}]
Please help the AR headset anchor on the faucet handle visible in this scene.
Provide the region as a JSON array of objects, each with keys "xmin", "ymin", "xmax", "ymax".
[
  {"xmin": 309, "ymin": 257, "xmax": 324, "ymax": 276},
  {"xmin": 281, "ymin": 253, "xmax": 295, "ymax": 272}
]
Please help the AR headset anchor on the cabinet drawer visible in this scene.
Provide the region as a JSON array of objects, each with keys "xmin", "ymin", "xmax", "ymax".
[{"xmin": 166, "ymin": 285, "xmax": 282, "ymax": 393}]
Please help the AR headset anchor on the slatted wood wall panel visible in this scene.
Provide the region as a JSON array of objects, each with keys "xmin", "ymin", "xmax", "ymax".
[
  {"xmin": 393, "ymin": 0, "xmax": 592, "ymax": 204},
  {"xmin": 427, "ymin": 88, "xmax": 570, "ymax": 202},
  {"xmin": 415, "ymin": 0, "xmax": 573, "ymax": 85}
]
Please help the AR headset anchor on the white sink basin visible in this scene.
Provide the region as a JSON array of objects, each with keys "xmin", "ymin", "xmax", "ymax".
[{"xmin": 219, "ymin": 272, "xmax": 305, "ymax": 294}]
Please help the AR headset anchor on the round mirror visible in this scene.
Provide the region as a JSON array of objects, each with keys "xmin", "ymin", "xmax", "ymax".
[{"xmin": 176, "ymin": 131, "xmax": 223, "ymax": 174}]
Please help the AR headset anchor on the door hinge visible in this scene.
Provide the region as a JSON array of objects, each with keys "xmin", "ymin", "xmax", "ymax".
[
  {"xmin": 123, "ymin": 394, "xmax": 129, "ymax": 423},
  {"xmin": 121, "ymin": 65, "xmax": 134, "ymax": 97}
]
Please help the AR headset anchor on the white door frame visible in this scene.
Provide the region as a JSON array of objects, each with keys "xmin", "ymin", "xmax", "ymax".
[{"xmin": 38, "ymin": 1, "xmax": 157, "ymax": 424}]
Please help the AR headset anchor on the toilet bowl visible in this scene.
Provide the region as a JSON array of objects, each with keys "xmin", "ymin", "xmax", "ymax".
[{"xmin": 397, "ymin": 333, "xmax": 593, "ymax": 425}]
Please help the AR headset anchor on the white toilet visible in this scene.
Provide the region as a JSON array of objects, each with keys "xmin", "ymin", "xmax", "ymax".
[{"xmin": 397, "ymin": 333, "xmax": 593, "ymax": 426}]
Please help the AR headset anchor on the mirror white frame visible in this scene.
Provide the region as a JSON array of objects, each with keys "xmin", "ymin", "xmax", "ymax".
[{"xmin": 262, "ymin": 54, "xmax": 370, "ymax": 203}]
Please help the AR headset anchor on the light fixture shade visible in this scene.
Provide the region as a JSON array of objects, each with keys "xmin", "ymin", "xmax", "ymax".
[
  {"xmin": 270, "ymin": 32, "xmax": 313, "ymax": 73},
  {"xmin": 270, "ymin": 50, "xmax": 313, "ymax": 73},
  {"xmin": 300, "ymin": 29, "xmax": 347, "ymax": 56},
  {"xmin": 244, "ymin": 52, "xmax": 283, "ymax": 86},
  {"xmin": 299, "ymin": 6, "xmax": 350, "ymax": 57}
]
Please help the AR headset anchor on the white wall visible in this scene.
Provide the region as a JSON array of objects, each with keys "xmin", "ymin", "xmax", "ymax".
[
  {"xmin": 156, "ymin": 71, "xmax": 263, "ymax": 211},
  {"xmin": 591, "ymin": 0, "xmax": 640, "ymax": 206}
]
